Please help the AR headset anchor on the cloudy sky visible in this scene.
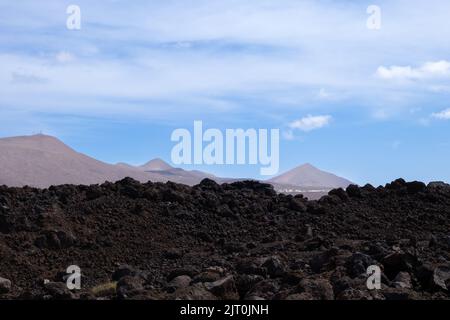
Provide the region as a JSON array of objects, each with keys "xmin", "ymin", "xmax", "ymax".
[{"xmin": 1, "ymin": 0, "xmax": 450, "ymax": 184}]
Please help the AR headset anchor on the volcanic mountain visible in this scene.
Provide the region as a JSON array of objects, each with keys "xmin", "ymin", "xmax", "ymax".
[
  {"xmin": 269, "ymin": 163, "xmax": 352, "ymax": 189},
  {"xmin": 0, "ymin": 134, "xmax": 352, "ymax": 195},
  {"xmin": 0, "ymin": 134, "xmax": 164, "ymax": 187},
  {"xmin": 140, "ymin": 158, "xmax": 174, "ymax": 172},
  {"xmin": 0, "ymin": 134, "xmax": 213, "ymax": 188}
]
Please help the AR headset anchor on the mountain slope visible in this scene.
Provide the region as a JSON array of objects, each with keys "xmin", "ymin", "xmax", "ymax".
[
  {"xmin": 0, "ymin": 134, "xmax": 352, "ymax": 194},
  {"xmin": 0, "ymin": 134, "xmax": 167, "ymax": 187},
  {"xmin": 0, "ymin": 134, "xmax": 219, "ymax": 188},
  {"xmin": 137, "ymin": 158, "xmax": 217, "ymax": 185},
  {"xmin": 269, "ymin": 163, "xmax": 352, "ymax": 189}
]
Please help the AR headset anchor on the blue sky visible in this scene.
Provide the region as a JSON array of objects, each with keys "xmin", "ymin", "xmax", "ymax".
[{"xmin": 1, "ymin": 0, "xmax": 450, "ymax": 185}]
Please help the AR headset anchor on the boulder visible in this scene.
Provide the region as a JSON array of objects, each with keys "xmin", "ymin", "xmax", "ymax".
[
  {"xmin": 393, "ymin": 272, "xmax": 413, "ymax": 289},
  {"xmin": 329, "ymin": 188, "xmax": 349, "ymax": 201},
  {"xmin": 261, "ymin": 256, "xmax": 287, "ymax": 278},
  {"xmin": 172, "ymin": 283, "xmax": 218, "ymax": 300},
  {"xmin": 193, "ymin": 271, "xmax": 222, "ymax": 284},
  {"xmin": 346, "ymin": 185, "xmax": 362, "ymax": 198},
  {"xmin": 236, "ymin": 274, "xmax": 264, "ymax": 297},
  {"xmin": 382, "ymin": 252, "xmax": 416, "ymax": 278},
  {"xmin": 163, "ymin": 248, "xmax": 183, "ymax": 259},
  {"xmin": 116, "ymin": 276, "xmax": 145, "ymax": 299},
  {"xmin": 44, "ymin": 282, "xmax": 75, "ymax": 300},
  {"xmin": 204, "ymin": 276, "xmax": 239, "ymax": 300},
  {"xmin": 406, "ymin": 181, "xmax": 426, "ymax": 193},
  {"xmin": 112, "ymin": 265, "xmax": 136, "ymax": 281},
  {"xmin": 310, "ymin": 247, "xmax": 339, "ymax": 273},
  {"xmin": 432, "ymin": 265, "xmax": 450, "ymax": 291},
  {"xmin": 383, "ymin": 288, "xmax": 420, "ymax": 300},
  {"xmin": 244, "ymin": 280, "xmax": 280, "ymax": 300},
  {"xmin": 235, "ymin": 258, "xmax": 267, "ymax": 276},
  {"xmin": 166, "ymin": 275, "xmax": 192, "ymax": 293},
  {"xmin": 0, "ymin": 277, "xmax": 12, "ymax": 294},
  {"xmin": 346, "ymin": 252, "xmax": 376, "ymax": 278},
  {"xmin": 297, "ymin": 278, "xmax": 334, "ymax": 300},
  {"xmin": 167, "ymin": 267, "xmax": 200, "ymax": 281}
]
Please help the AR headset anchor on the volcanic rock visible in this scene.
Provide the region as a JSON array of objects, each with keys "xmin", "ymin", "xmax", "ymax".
[
  {"xmin": 0, "ymin": 277, "xmax": 12, "ymax": 294},
  {"xmin": 0, "ymin": 178, "xmax": 448, "ymax": 300}
]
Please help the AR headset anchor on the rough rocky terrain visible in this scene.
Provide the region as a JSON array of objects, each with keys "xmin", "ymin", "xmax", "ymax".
[{"xmin": 0, "ymin": 178, "xmax": 449, "ymax": 300}]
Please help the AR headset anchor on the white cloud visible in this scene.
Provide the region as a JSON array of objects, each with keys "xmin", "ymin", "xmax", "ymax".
[
  {"xmin": 1, "ymin": 1, "xmax": 450, "ymax": 121},
  {"xmin": 289, "ymin": 115, "xmax": 332, "ymax": 132},
  {"xmin": 431, "ymin": 108, "xmax": 450, "ymax": 120},
  {"xmin": 376, "ymin": 60, "xmax": 450, "ymax": 80}
]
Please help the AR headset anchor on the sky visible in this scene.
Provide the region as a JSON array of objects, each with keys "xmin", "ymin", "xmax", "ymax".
[{"xmin": 1, "ymin": 0, "xmax": 450, "ymax": 185}]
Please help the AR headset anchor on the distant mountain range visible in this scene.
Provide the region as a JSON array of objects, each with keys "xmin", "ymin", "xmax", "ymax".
[{"xmin": 0, "ymin": 134, "xmax": 352, "ymax": 198}]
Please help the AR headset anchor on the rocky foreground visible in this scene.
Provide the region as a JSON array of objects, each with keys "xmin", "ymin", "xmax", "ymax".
[{"xmin": 0, "ymin": 178, "xmax": 449, "ymax": 300}]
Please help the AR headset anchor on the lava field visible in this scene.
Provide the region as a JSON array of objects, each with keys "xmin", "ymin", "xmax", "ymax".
[{"xmin": 0, "ymin": 178, "xmax": 449, "ymax": 300}]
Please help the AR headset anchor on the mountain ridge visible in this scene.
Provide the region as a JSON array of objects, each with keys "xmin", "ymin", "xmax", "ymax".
[{"xmin": 0, "ymin": 134, "xmax": 352, "ymax": 197}]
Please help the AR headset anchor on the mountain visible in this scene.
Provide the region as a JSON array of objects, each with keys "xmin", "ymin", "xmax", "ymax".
[
  {"xmin": 0, "ymin": 134, "xmax": 352, "ymax": 197},
  {"xmin": 0, "ymin": 134, "xmax": 218, "ymax": 188},
  {"xmin": 140, "ymin": 158, "xmax": 174, "ymax": 171},
  {"xmin": 269, "ymin": 163, "xmax": 352, "ymax": 189},
  {"xmin": 137, "ymin": 158, "xmax": 217, "ymax": 185},
  {"xmin": 0, "ymin": 134, "xmax": 169, "ymax": 187}
]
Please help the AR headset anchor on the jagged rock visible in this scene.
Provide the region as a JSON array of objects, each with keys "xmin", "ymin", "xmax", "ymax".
[
  {"xmin": 383, "ymin": 288, "xmax": 420, "ymax": 300},
  {"xmin": 310, "ymin": 247, "xmax": 339, "ymax": 273},
  {"xmin": 331, "ymin": 274, "xmax": 353, "ymax": 296},
  {"xmin": 34, "ymin": 230, "xmax": 76, "ymax": 249},
  {"xmin": 346, "ymin": 252, "xmax": 376, "ymax": 278},
  {"xmin": 235, "ymin": 258, "xmax": 267, "ymax": 276},
  {"xmin": 166, "ymin": 276, "xmax": 192, "ymax": 293},
  {"xmin": 244, "ymin": 280, "xmax": 280, "ymax": 300},
  {"xmin": 261, "ymin": 256, "xmax": 287, "ymax": 278},
  {"xmin": 116, "ymin": 276, "xmax": 145, "ymax": 299},
  {"xmin": 163, "ymin": 248, "xmax": 183, "ymax": 259},
  {"xmin": 302, "ymin": 236, "xmax": 330, "ymax": 251},
  {"xmin": 172, "ymin": 283, "xmax": 218, "ymax": 300},
  {"xmin": 204, "ymin": 276, "xmax": 239, "ymax": 300},
  {"xmin": 432, "ymin": 265, "xmax": 450, "ymax": 291},
  {"xmin": 44, "ymin": 282, "xmax": 75, "ymax": 300},
  {"xmin": 406, "ymin": 181, "xmax": 426, "ymax": 193},
  {"xmin": 112, "ymin": 265, "xmax": 136, "ymax": 281},
  {"xmin": 415, "ymin": 263, "xmax": 434, "ymax": 289},
  {"xmin": 0, "ymin": 277, "xmax": 12, "ymax": 294},
  {"xmin": 199, "ymin": 178, "xmax": 221, "ymax": 190},
  {"xmin": 346, "ymin": 185, "xmax": 362, "ymax": 198},
  {"xmin": 289, "ymin": 198, "xmax": 307, "ymax": 212},
  {"xmin": 193, "ymin": 271, "xmax": 222, "ymax": 284},
  {"xmin": 297, "ymin": 278, "xmax": 334, "ymax": 300},
  {"xmin": 235, "ymin": 274, "xmax": 264, "ymax": 297},
  {"xmin": 382, "ymin": 252, "xmax": 416, "ymax": 278},
  {"xmin": 386, "ymin": 178, "xmax": 407, "ymax": 190},
  {"xmin": 0, "ymin": 178, "xmax": 449, "ymax": 300},
  {"xmin": 329, "ymin": 188, "xmax": 349, "ymax": 201},
  {"xmin": 393, "ymin": 272, "xmax": 413, "ymax": 289},
  {"xmin": 428, "ymin": 181, "xmax": 450, "ymax": 189},
  {"xmin": 167, "ymin": 268, "xmax": 200, "ymax": 281}
]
